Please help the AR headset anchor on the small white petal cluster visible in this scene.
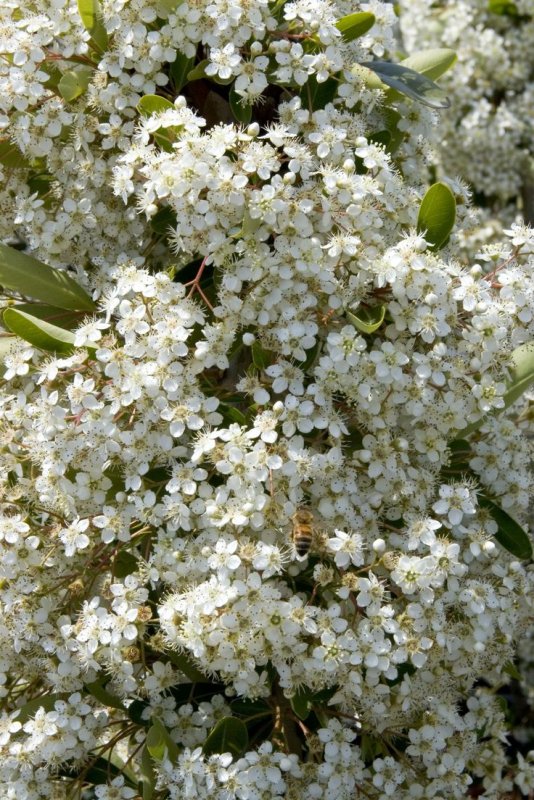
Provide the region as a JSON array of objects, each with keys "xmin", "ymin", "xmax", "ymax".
[
  {"xmin": 0, "ymin": 1, "xmax": 533, "ymax": 799},
  {"xmin": 398, "ymin": 0, "xmax": 534, "ymax": 222}
]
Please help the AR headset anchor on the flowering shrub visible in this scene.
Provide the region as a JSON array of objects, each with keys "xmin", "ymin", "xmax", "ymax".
[
  {"xmin": 398, "ymin": 0, "xmax": 534, "ymax": 228},
  {"xmin": 0, "ymin": 1, "xmax": 533, "ymax": 799}
]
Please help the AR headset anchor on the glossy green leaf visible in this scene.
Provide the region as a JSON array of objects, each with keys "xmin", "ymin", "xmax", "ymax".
[
  {"xmin": 301, "ymin": 338, "xmax": 321, "ymax": 371},
  {"xmin": 0, "ymin": 244, "xmax": 95, "ymax": 311},
  {"xmin": 127, "ymin": 699, "xmax": 150, "ymax": 726},
  {"xmin": 170, "ymin": 52, "xmax": 195, "ymax": 92},
  {"xmin": 150, "ymin": 206, "xmax": 177, "ymax": 236},
  {"xmin": 488, "ymin": 0, "xmax": 518, "ymax": 15},
  {"xmin": 137, "ymin": 96, "xmax": 177, "ymax": 150},
  {"xmin": 361, "ymin": 60, "xmax": 451, "ymax": 109},
  {"xmin": 27, "ymin": 171, "xmax": 54, "ymax": 199},
  {"xmin": 302, "ymin": 74, "xmax": 339, "ymax": 111},
  {"xmin": 146, "ymin": 718, "xmax": 179, "ymax": 763},
  {"xmin": 458, "ymin": 341, "xmax": 534, "ymax": 438},
  {"xmin": 137, "ymin": 94, "xmax": 174, "ymax": 117},
  {"xmin": 229, "ymin": 85, "xmax": 252, "ymax": 125},
  {"xmin": 15, "ymin": 693, "xmax": 63, "ymax": 723},
  {"xmin": 417, "ymin": 182, "xmax": 456, "ymax": 249},
  {"xmin": 500, "ymin": 341, "xmax": 534, "ymax": 409},
  {"xmin": 400, "ymin": 49, "xmax": 457, "ymax": 82},
  {"xmin": 58, "ymin": 67, "xmax": 93, "ymax": 102},
  {"xmin": 203, "ymin": 717, "xmax": 249, "ymax": 758},
  {"xmin": 230, "ymin": 208, "xmax": 261, "ymax": 240},
  {"xmin": 84, "ymin": 680, "xmax": 126, "ymax": 711},
  {"xmin": 113, "ymin": 549, "xmax": 139, "ymax": 578},
  {"xmin": 335, "ymin": 11, "xmax": 375, "ymax": 42},
  {"xmin": 447, "ymin": 439, "xmax": 472, "ymax": 457},
  {"xmin": 477, "ymin": 495, "xmax": 532, "ymax": 560},
  {"xmin": 77, "ymin": 0, "xmax": 108, "ymax": 51},
  {"xmin": 383, "ymin": 106, "xmax": 403, "ymax": 152},
  {"xmin": 10, "ymin": 303, "xmax": 83, "ymax": 330},
  {"xmin": 187, "ymin": 59, "xmax": 209, "ymax": 82},
  {"xmin": 40, "ymin": 62, "xmax": 63, "ymax": 91},
  {"xmin": 140, "ymin": 746, "xmax": 156, "ymax": 800},
  {"xmin": 251, "ymin": 341, "xmax": 268, "ymax": 369},
  {"xmin": 163, "ymin": 649, "xmax": 206, "ymax": 682},
  {"xmin": 0, "ymin": 140, "xmax": 31, "ymax": 170},
  {"xmin": 290, "ymin": 690, "xmax": 311, "ymax": 720},
  {"xmin": 157, "ymin": 0, "xmax": 183, "ymax": 13},
  {"xmin": 346, "ymin": 304, "xmax": 386, "ymax": 334},
  {"xmin": 3, "ymin": 308, "xmax": 77, "ymax": 354},
  {"xmin": 222, "ymin": 404, "xmax": 248, "ymax": 425},
  {"xmin": 503, "ymin": 660, "xmax": 522, "ymax": 681}
]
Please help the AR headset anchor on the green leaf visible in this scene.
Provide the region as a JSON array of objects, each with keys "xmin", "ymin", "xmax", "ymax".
[
  {"xmin": 113, "ymin": 549, "xmax": 139, "ymax": 578},
  {"xmin": 222, "ymin": 404, "xmax": 248, "ymax": 425},
  {"xmin": 15, "ymin": 693, "xmax": 63, "ymax": 723},
  {"xmin": 137, "ymin": 94, "xmax": 174, "ymax": 117},
  {"xmin": 170, "ymin": 52, "xmax": 195, "ymax": 92},
  {"xmin": 146, "ymin": 718, "xmax": 179, "ymax": 763},
  {"xmin": 9, "ymin": 303, "xmax": 84, "ymax": 330},
  {"xmin": 230, "ymin": 207, "xmax": 261, "ymax": 239},
  {"xmin": 346, "ymin": 304, "xmax": 386, "ymax": 334},
  {"xmin": 400, "ymin": 49, "xmax": 457, "ymax": 82},
  {"xmin": 127, "ymin": 699, "xmax": 150, "ymax": 726},
  {"xmin": 163, "ymin": 650, "xmax": 206, "ymax": 682},
  {"xmin": 84, "ymin": 680, "xmax": 126, "ymax": 711},
  {"xmin": 290, "ymin": 690, "xmax": 311, "ymax": 720},
  {"xmin": 3, "ymin": 308, "xmax": 77, "ymax": 354},
  {"xmin": 58, "ymin": 67, "xmax": 93, "ymax": 102},
  {"xmin": 448, "ymin": 439, "xmax": 472, "ymax": 457},
  {"xmin": 503, "ymin": 660, "xmax": 522, "ymax": 681},
  {"xmin": 0, "ymin": 140, "xmax": 31, "ymax": 170},
  {"xmin": 140, "ymin": 746, "xmax": 156, "ymax": 800},
  {"xmin": 361, "ymin": 60, "xmax": 451, "ymax": 109},
  {"xmin": 477, "ymin": 495, "xmax": 532, "ymax": 560},
  {"xmin": 500, "ymin": 341, "xmax": 534, "ymax": 409},
  {"xmin": 300, "ymin": 338, "xmax": 321, "ymax": 371},
  {"xmin": 0, "ymin": 244, "xmax": 95, "ymax": 311},
  {"xmin": 203, "ymin": 717, "xmax": 249, "ymax": 758},
  {"xmin": 488, "ymin": 0, "xmax": 518, "ymax": 15},
  {"xmin": 383, "ymin": 106, "xmax": 403, "ymax": 153},
  {"xmin": 77, "ymin": 0, "xmax": 108, "ymax": 51},
  {"xmin": 150, "ymin": 206, "xmax": 177, "ymax": 236},
  {"xmin": 302, "ymin": 74, "xmax": 339, "ymax": 111},
  {"xmin": 335, "ymin": 11, "xmax": 375, "ymax": 42},
  {"xmin": 157, "ymin": 0, "xmax": 183, "ymax": 12},
  {"xmin": 137, "ymin": 96, "xmax": 177, "ymax": 150},
  {"xmin": 417, "ymin": 182, "xmax": 456, "ymax": 250},
  {"xmin": 457, "ymin": 341, "xmax": 534, "ymax": 438},
  {"xmin": 251, "ymin": 341, "xmax": 268, "ymax": 369},
  {"xmin": 229, "ymin": 85, "xmax": 252, "ymax": 125},
  {"xmin": 27, "ymin": 171, "xmax": 54, "ymax": 199},
  {"xmin": 187, "ymin": 59, "xmax": 209, "ymax": 82}
]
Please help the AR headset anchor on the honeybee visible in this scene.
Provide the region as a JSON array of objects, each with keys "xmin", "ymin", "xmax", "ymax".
[{"xmin": 291, "ymin": 508, "xmax": 314, "ymax": 559}]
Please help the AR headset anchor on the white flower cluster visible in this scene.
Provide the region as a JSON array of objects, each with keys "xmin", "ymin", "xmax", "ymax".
[
  {"xmin": 0, "ymin": 0, "xmax": 533, "ymax": 799},
  {"xmin": 398, "ymin": 0, "xmax": 534, "ymax": 218}
]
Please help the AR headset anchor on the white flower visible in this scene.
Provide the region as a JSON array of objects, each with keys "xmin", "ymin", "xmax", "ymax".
[
  {"xmin": 327, "ymin": 530, "xmax": 365, "ymax": 568},
  {"xmin": 59, "ymin": 518, "xmax": 91, "ymax": 557}
]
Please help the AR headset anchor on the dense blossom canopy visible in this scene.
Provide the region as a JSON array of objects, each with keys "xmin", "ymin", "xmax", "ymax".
[
  {"xmin": 399, "ymin": 0, "xmax": 534, "ymax": 229},
  {"xmin": 0, "ymin": 0, "xmax": 533, "ymax": 798}
]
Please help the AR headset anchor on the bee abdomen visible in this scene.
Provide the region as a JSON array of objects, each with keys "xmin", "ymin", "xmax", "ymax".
[
  {"xmin": 291, "ymin": 508, "xmax": 314, "ymax": 558},
  {"xmin": 294, "ymin": 532, "xmax": 313, "ymax": 557}
]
